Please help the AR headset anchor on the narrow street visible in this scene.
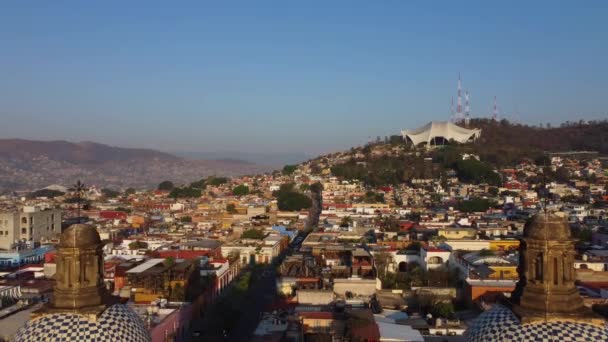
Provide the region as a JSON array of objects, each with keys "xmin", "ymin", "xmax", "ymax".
[{"xmin": 189, "ymin": 240, "xmax": 297, "ymax": 342}]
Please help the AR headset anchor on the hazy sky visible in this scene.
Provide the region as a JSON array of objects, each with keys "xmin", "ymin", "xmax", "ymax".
[{"xmin": 1, "ymin": 1, "xmax": 607, "ymax": 155}]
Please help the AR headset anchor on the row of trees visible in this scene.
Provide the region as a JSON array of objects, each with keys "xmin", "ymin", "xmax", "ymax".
[{"xmin": 159, "ymin": 176, "xmax": 230, "ymax": 192}]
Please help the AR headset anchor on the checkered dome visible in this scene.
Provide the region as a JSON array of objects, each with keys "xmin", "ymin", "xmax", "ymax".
[
  {"xmin": 466, "ymin": 305, "xmax": 608, "ymax": 342},
  {"xmin": 14, "ymin": 304, "xmax": 151, "ymax": 342}
]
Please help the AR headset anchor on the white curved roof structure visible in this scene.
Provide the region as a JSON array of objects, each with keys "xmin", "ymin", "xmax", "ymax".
[{"xmin": 401, "ymin": 121, "xmax": 481, "ymax": 146}]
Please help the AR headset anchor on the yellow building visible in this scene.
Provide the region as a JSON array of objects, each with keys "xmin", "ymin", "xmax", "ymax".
[
  {"xmin": 489, "ymin": 240, "xmax": 520, "ymax": 251},
  {"xmin": 437, "ymin": 228, "xmax": 477, "ymax": 240}
]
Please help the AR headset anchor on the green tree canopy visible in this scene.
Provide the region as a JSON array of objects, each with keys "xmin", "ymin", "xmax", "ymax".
[
  {"xmin": 241, "ymin": 229, "xmax": 266, "ymax": 240},
  {"xmin": 101, "ymin": 188, "xmax": 120, "ymax": 198},
  {"xmin": 169, "ymin": 187, "xmax": 202, "ymax": 199},
  {"xmin": 458, "ymin": 197, "xmax": 496, "ymax": 213},
  {"xmin": 128, "ymin": 241, "xmax": 148, "ymax": 250},
  {"xmin": 277, "ymin": 192, "xmax": 312, "ymax": 211},
  {"xmin": 189, "ymin": 178, "xmax": 207, "ymax": 189},
  {"xmin": 158, "ymin": 180, "xmax": 175, "ymax": 191},
  {"xmin": 232, "ymin": 185, "xmax": 250, "ymax": 196},
  {"xmin": 114, "ymin": 206, "xmax": 132, "ymax": 213},
  {"xmin": 226, "ymin": 203, "xmax": 237, "ymax": 214},
  {"xmin": 454, "ymin": 159, "xmax": 501, "ymax": 185},
  {"xmin": 30, "ymin": 189, "xmax": 64, "ymax": 199},
  {"xmin": 282, "ymin": 164, "xmax": 298, "ymax": 175},
  {"xmin": 206, "ymin": 176, "xmax": 230, "ymax": 186}
]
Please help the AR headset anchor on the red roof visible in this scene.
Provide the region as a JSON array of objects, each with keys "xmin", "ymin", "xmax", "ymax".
[
  {"xmin": 351, "ymin": 324, "xmax": 380, "ymax": 341},
  {"xmin": 100, "ymin": 211, "xmax": 128, "ymax": 220},
  {"xmin": 45, "ymin": 251, "xmax": 57, "ymax": 263},
  {"xmin": 156, "ymin": 250, "xmax": 212, "ymax": 259},
  {"xmin": 579, "ymin": 282, "xmax": 608, "ymax": 291}
]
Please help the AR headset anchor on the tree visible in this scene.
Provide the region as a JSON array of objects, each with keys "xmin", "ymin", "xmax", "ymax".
[
  {"xmin": 124, "ymin": 187, "xmax": 136, "ymax": 195},
  {"xmin": 406, "ymin": 241, "xmax": 422, "ymax": 251},
  {"xmin": 169, "ymin": 187, "xmax": 202, "ymax": 198},
  {"xmin": 226, "ymin": 203, "xmax": 237, "ymax": 214},
  {"xmin": 114, "ymin": 206, "xmax": 132, "ymax": 214},
  {"xmin": 232, "ymin": 185, "xmax": 250, "ymax": 196},
  {"xmin": 576, "ymin": 228, "xmax": 593, "ymax": 243},
  {"xmin": 277, "ymin": 192, "xmax": 312, "ymax": 211},
  {"xmin": 164, "ymin": 257, "xmax": 175, "ymax": 267},
  {"xmin": 374, "ymin": 251, "xmax": 394, "ymax": 282},
  {"xmin": 101, "ymin": 188, "xmax": 119, "ymax": 198},
  {"xmin": 455, "ymin": 159, "xmax": 501, "ymax": 185},
  {"xmin": 190, "ymin": 178, "xmax": 207, "ymax": 189},
  {"xmin": 340, "ymin": 216, "xmax": 353, "ymax": 227},
  {"xmin": 458, "ymin": 197, "xmax": 496, "ymax": 213},
  {"xmin": 169, "ymin": 283, "xmax": 185, "ymax": 301},
  {"xmin": 282, "ymin": 164, "xmax": 298, "ymax": 175},
  {"xmin": 30, "ymin": 189, "xmax": 64, "ymax": 199},
  {"xmin": 206, "ymin": 176, "xmax": 229, "ymax": 186},
  {"xmin": 363, "ymin": 191, "xmax": 385, "ymax": 203},
  {"xmin": 158, "ymin": 181, "xmax": 175, "ymax": 191},
  {"xmin": 241, "ymin": 229, "xmax": 266, "ymax": 240},
  {"xmin": 310, "ymin": 182, "xmax": 324, "ymax": 194},
  {"xmin": 180, "ymin": 216, "xmax": 192, "ymax": 223},
  {"xmin": 128, "ymin": 241, "xmax": 148, "ymax": 250},
  {"xmin": 431, "ymin": 301, "xmax": 455, "ymax": 319}
]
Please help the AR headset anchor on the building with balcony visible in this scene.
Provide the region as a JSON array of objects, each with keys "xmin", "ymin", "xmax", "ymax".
[{"xmin": 0, "ymin": 207, "xmax": 61, "ymax": 251}]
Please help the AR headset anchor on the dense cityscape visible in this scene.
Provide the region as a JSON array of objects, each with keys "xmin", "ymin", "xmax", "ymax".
[
  {"xmin": 1, "ymin": 117, "xmax": 608, "ymax": 341},
  {"xmin": 2, "ymin": 2, "xmax": 608, "ymax": 341}
]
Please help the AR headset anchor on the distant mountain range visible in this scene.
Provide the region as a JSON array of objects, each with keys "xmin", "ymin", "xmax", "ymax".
[
  {"xmin": 176, "ymin": 151, "xmax": 311, "ymax": 167},
  {"xmin": 0, "ymin": 139, "xmax": 273, "ymax": 191}
]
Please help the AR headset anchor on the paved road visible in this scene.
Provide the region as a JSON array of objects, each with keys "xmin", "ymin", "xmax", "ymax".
[
  {"xmin": 188, "ymin": 234, "xmax": 305, "ymax": 341},
  {"xmin": 226, "ymin": 251, "xmax": 286, "ymax": 342}
]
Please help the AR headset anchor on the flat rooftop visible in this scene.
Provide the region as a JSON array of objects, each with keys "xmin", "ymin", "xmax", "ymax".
[{"xmin": 126, "ymin": 258, "xmax": 165, "ymax": 274}]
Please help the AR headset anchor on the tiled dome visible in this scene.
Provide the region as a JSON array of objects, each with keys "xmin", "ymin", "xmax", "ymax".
[
  {"xmin": 466, "ymin": 305, "xmax": 608, "ymax": 342},
  {"xmin": 13, "ymin": 304, "xmax": 151, "ymax": 342}
]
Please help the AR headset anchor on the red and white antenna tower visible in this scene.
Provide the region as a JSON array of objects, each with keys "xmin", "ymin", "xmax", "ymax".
[
  {"xmin": 457, "ymin": 74, "xmax": 462, "ymax": 120},
  {"xmin": 464, "ymin": 91, "xmax": 470, "ymax": 124},
  {"xmin": 492, "ymin": 96, "xmax": 498, "ymax": 121}
]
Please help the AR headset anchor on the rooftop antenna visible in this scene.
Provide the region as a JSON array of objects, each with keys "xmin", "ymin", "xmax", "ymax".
[
  {"xmin": 492, "ymin": 96, "xmax": 498, "ymax": 122},
  {"xmin": 457, "ymin": 74, "xmax": 462, "ymax": 121},
  {"xmin": 464, "ymin": 91, "xmax": 470, "ymax": 125}
]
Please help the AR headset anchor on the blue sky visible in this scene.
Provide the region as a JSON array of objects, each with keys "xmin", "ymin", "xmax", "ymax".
[{"xmin": 0, "ymin": 1, "xmax": 607, "ymax": 155}]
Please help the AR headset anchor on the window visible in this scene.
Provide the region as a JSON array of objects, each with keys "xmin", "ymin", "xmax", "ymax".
[
  {"xmin": 553, "ymin": 258, "xmax": 559, "ymax": 285},
  {"xmin": 535, "ymin": 253, "xmax": 543, "ymax": 282},
  {"xmin": 21, "ymin": 228, "xmax": 27, "ymax": 234},
  {"xmin": 21, "ymin": 217, "xmax": 27, "ymax": 224}
]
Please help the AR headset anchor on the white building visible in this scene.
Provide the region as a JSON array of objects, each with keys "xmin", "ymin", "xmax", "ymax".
[{"xmin": 0, "ymin": 207, "xmax": 61, "ymax": 250}]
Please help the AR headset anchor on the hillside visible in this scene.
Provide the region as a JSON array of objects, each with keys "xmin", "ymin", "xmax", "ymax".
[
  {"xmin": 309, "ymin": 119, "xmax": 608, "ymax": 187},
  {"xmin": 469, "ymin": 119, "xmax": 608, "ymax": 155},
  {"xmin": 0, "ymin": 139, "xmax": 272, "ymax": 191}
]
